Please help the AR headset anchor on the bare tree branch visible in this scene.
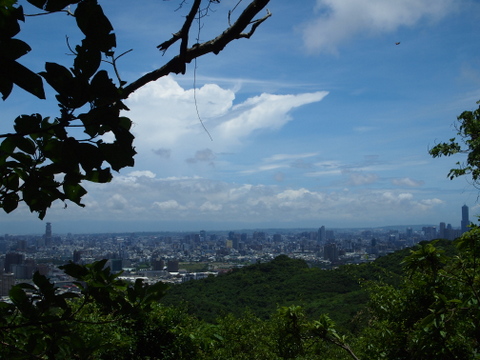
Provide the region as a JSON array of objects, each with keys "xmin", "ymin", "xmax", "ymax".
[
  {"xmin": 122, "ymin": 0, "xmax": 271, "ymax": 98},
  {"xmin": 157, "ymin": 0, "xmax": 202, "ymax": 62}
]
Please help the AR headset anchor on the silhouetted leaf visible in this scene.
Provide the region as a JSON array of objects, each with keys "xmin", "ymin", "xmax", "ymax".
[
  {"xmin": 0, "ymin": 59, "xmax": 45, "ymax": 99},
  {"xmin": 75, "ymin": 1, "xmax": 115, "ymax": 52},
  {"xmin": 0, "ymin": 4, "xmax": 24, "ymax": 39},
  {"xmin": 3, "ymin": 173, "xmax": 20, "ymax": 190},
  {"xmin": 84, "ymin": 168, "xmax": 112, "ymax": 183},
  {"xmin": 100, "ymin": 142, "xmax": 135, "ymax": 171},
  {"xmin": 90, "ymin": 70, "xmax": 118, "ymax": 105},
  {"xmin": 73, "ymin": 40, "xmax": 101, "ymax": 78},
  {"xmin": 0, "ymin": 75, "xmax": 14, "ymax": 100},
  {"xmin": 14, "ymin": 136, "xmax": 36, "ymax": 155},
  {"xmin": 40, "ymin": 62, "xmax": 73, "ymax": 95},
  {"xmin": 0, "ymin": 38, "xmax": 31, "ymax": 60},
  {"xmin": 2, "ymin": 192, "xmax": 19, "ymax": 212},
  {"xmin": 63, "ymin": 182, "xmax": 86, "ymax": 205}
]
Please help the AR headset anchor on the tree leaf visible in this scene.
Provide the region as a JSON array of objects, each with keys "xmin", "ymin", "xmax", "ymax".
[
  {"xmin": 0, "ymin": 4, "xmax": 24, "ymax": 39},
  {"xmin": 2, "ymin": 192, "xmax": 19, "ymax": 213},
  {"xmin": 40, "ymin": 62, "xmax": 73, "ymax": 96},
  {"xmin": 0, "ymin": 38, "xmax": 31, "ymax": 60},
  {"xmin": 41, "ymin": 62, "xmax": 89, "ymax": 108},
  {"xmin": 90, "ymin": 70, "xmax": 118, "ymax": 105},
  {"xmin": 84, "ymin": 168, "xmax": 112, "ymax": 183},
  {"xmin": 0, "ymin": 75, "xmax": 14, "ymax": 100},
  {"xmin": 63, "ymin": 182, "xmax": 87, "ymax": 205},
  {"xmin": 75, "ymin": 1, "xmax": 115, "ymax": 52},
  {"xmin": 73, "ymin": 40, "xmax": 101, "ymax": 78},
  {"xmin": 100, "ymin": 142, "xmax": 135, "ymax": 171},
  {"xmin": 0, "ymin": 58, "xmax": 45, "ymax": 99},
  {"xmin": 14, "ymin": 114, "xmax": 42, "ymax": 134}
]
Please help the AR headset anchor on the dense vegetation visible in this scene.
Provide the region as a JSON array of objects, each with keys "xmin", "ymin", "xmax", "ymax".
[
  {"xmin": 163, "ymin": 255, "xmax": 365, "ymax": 329},
  {"xmin": 161, "ymin": 240, "xmax": 456, "ymax": 328},
  {"xmin": 2, "ymin": 232, "xmax": 476, "ymax": 359}
]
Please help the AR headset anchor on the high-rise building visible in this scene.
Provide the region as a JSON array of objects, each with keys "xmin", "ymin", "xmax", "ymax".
[
  {"xmin": 16, "ymin": 239, "xmax": 26, "ymax": 251},
  {"xmin": 461, "ymin": 205, "xmax": 470, "ymax": 234},
  {"xmin": 72, "ymin": 250, "xmax": 82, "ymax": 263},
  {"xmin": 167, "ymin": 260, "xmax": 179, "ymax": 272},
  {"xmin": 323, "ymin": 243, "xmax": 338, "ymax": 262},
  {"xmin": 4, "ymin": 253, "xmax": 23, "ymax": 273},
  {"xmin": 422, "ymin": 226, "xmax": 437, "ymax": 240},
  {"xmin": 406, "ymin": 227, "xmax": 413, "ymax": 238},
  {"xmin": 318, "ymin": 226, "xmax": 326, "ymax": 243},
  {"xmin": 110, "ymin": 259, "xmax": 122, "ymax": 273},
  {"xmin": 152, "ymin": 258, "xmax": 165, "ymax": 271},
  {"xmin": 45, "ymin": 222, "xmax": 52, "ymax": 247},
  {"xmin": 439, "ymin": 222, "xmax": 446, "ymax": 239},
  {"xmin": 232, "ymin": 237, "xmax": 239, "ymax": 249},
  {"xmin": 326, "ymin": 230, "xmax": 335, "ymax": 241},
  {"xmin": 0, "ymin": 273, "xmax": 15, "ymax": 296}
]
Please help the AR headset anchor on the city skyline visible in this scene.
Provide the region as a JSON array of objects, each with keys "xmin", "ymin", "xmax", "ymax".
[
  {"xmin": 1, "ymin": 1, "xmax": 480, "ymax": 233},
  {"xmin": 1, "ymin": 204, "xmax": 471, "ymax": 236}
]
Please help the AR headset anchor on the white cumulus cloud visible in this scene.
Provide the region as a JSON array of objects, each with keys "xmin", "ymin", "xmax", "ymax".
[
  {"xmin": 302, "ymin": 0, "xmax": 456, "ymax": 53},
  {"xmin": 124, "ymin": 77, "xmax": 328, "ymax": 177}
]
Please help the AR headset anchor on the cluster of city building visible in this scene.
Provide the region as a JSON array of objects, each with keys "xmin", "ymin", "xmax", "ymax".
[{"xmin": 0, "ymin": 205, "xmax": 472, "ymax": 297}]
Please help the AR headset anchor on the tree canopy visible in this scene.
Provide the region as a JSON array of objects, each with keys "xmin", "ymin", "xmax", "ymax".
[
  {"xmin": 0, "ymin": 0, "xmax": 271, "ymax": 218},
  {"xmin": 429, "ymin": 100, "xmax": 480, "ymax": 185}
]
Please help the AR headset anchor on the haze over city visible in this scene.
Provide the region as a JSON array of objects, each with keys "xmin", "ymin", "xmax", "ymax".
[{"xmin": 2, "ymin": 0, "xmax": 480, "ymax": 234}]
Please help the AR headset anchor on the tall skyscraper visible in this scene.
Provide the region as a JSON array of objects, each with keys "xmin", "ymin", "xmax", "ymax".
[
  {"xmin": 461, "ymin": 205, "xmax": 470, "ymax": 234},
  {"xmin": 318, "ymin": 226, "xmax": 326, "ymax": 243},
  {"xmin": 45, "ymin": 222, "xmax": 52, "ymax": 247},
  {"xmin": 439, "ymin": 222, "xmax": 446, "ymax": 239}
]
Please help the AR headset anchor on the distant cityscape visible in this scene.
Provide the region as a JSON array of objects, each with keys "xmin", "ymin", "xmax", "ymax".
[{"xmin": 0, "ymin": 205, "xmax": 472, "ymax": 297}]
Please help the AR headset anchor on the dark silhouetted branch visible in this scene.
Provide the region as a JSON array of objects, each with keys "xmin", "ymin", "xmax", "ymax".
[{"xmin": 122, "ymin": 0, "xmax": 270, "ymax": 98}]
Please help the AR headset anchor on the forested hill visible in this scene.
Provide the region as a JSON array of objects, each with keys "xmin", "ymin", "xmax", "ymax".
[
  {"xmin": 161, "ymin": 254, "xmax": 361, "ymax": 327},
  {"xmin": 161, "ymin": 239, "xmax": 456, "ymax": 328}
]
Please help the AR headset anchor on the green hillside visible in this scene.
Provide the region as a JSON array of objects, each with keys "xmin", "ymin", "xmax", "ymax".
[
  {"xmin": 162, "ymin": 258, "xmax": 372, "ymax": 329},
  {"xmin": 161, "ymin": 239, "xmax": 457, "ymax": 330},
  {"xmin": 163, "ymin": 255, "xmax": 364, "ymax": 327}
]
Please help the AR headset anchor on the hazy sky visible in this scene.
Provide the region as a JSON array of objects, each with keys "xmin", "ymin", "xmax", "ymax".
[{"xmin": 2, "ymin": 0, "xmax": 480, "ymax": 234}]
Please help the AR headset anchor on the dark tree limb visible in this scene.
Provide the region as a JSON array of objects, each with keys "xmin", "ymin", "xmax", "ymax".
[
  {"xmin": 157, "ymin": 0, "xmax": 202, "ymax": 57},
  {"xmin": 122, "ymin": 0, "xmax": 271, "ymax": 98}
]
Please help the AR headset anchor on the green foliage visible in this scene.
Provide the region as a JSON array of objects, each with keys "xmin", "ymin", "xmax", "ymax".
[
  {"xmin": 401, "ymin": 240, "xmax": 447, "ymax": 280},
  {"xmin": 200, "ymin": 306, "xmax": 357, "ymax": 360},
  {"xmin": 161, "ymin": 255, "xmax": 365, "ymax": 329},
  {"xmin": 430, "ymin": 100, "xmax": 480, "ymax": 183},
  {"xmin": 357, "ymin": 230, "xmax": 480, "ymax": 359},
  {"xmin": 0, "ymin": 259, "xmax": 168, "ymax": 359},
  {"xmin": 207, "ymin": 311, "xmax": 277, "ymax": 360}
]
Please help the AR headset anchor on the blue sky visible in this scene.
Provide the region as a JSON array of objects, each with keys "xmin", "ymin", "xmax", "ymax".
[{"xmin": 2, "ymin": 0, "xmax": 480, "ymax": 234}]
